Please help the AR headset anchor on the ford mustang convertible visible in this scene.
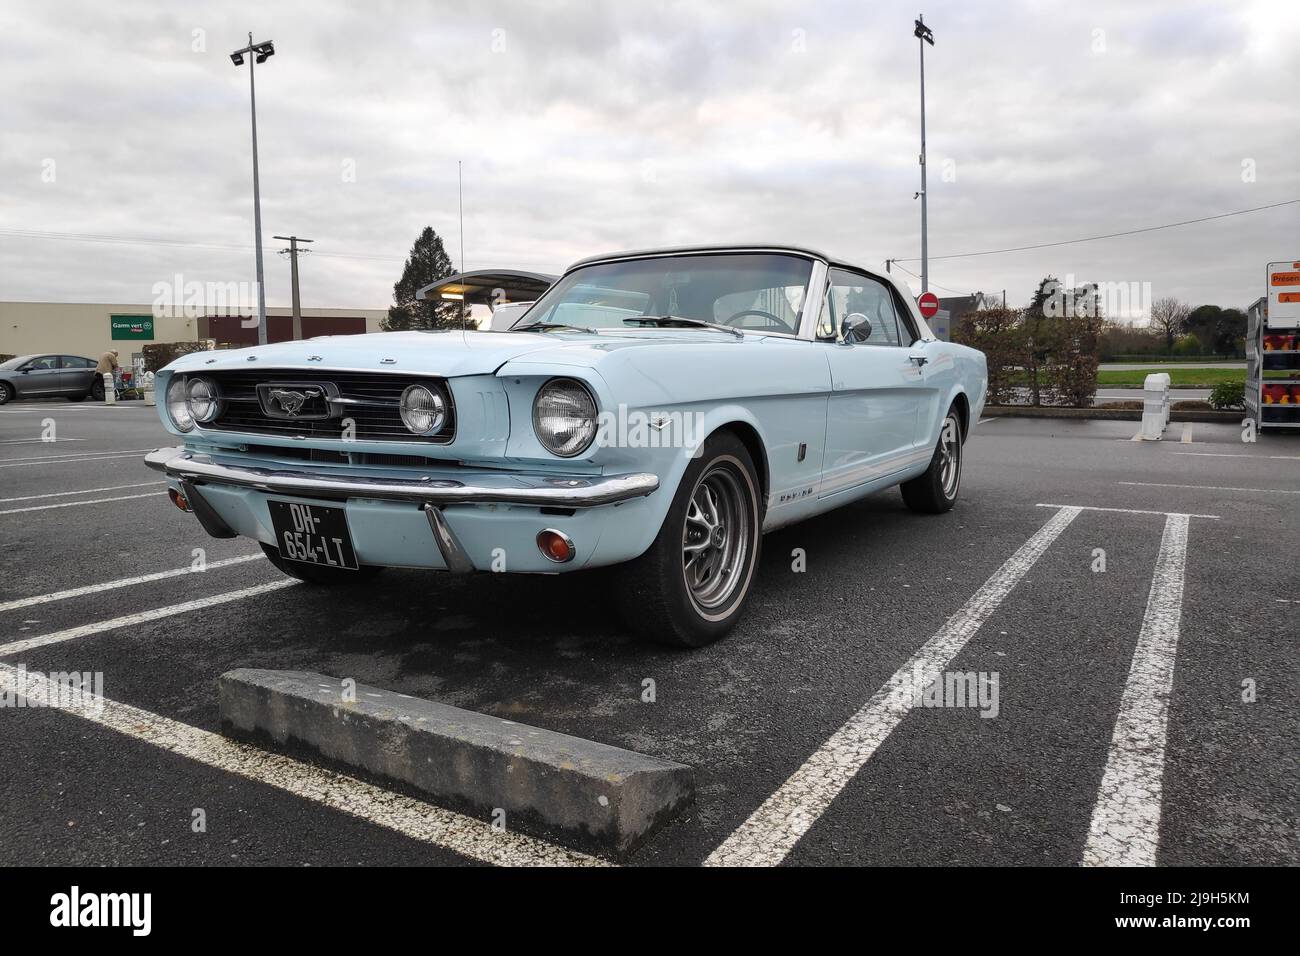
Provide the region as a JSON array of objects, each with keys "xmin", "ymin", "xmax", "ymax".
[{"xmin": 146, "ymin": 245, "xmax": 987, "ymax": 646}]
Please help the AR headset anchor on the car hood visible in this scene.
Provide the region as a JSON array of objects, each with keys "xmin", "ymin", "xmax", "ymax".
[{"xmin": 162, "ymin": 328, "xmax": 756, "ymax": 378}]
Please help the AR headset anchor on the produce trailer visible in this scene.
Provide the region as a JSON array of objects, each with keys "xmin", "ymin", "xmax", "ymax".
[{"xmin": 1245, "ymin": 261, "xmax": 1300, "ymax": 430}]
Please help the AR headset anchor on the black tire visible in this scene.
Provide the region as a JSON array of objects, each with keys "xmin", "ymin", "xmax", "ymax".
[
  {"xmin": 89, "ymin": 377, "xmax": 104, "ymax": 402},
  {"xmin": 0, "ymin": 382, "xmax": 11, "ymax": 405},
  {"xmin": 901, "ymin": 406, "xmax": 963, "ymax": 514},
  {"xmin": 259, "ymin": 543, "xmax": 383, "ymax": 584},
  {"xmin": 615, "ymin": 431, "xmax": 763, "ymax": 648}
]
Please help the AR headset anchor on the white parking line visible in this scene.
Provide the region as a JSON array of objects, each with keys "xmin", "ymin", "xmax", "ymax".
[
  {"xmin": 0, "ymin": 450, "xmax": 152, "ymax": 468},
  {"xmin": 0, "ymin": 663, "xmax": 602, "ymax": 867},
  {"xmin": 0, "ymin": 581, "xmax": 295, "ymax": 658},
  {"xmin": 1174, "ymin": 452, "xmax": 1300, "ymax": 460},
  {"xmin": 0, "ymin": 438, "xmax": 86, "ymax": 445},
  {"xmin": 1119, "ymin": 480, "xmax": 1300, "ymax": 496},
  {"xmin": 0, "ymin": 491, "xmax": 163, "ymax": 515},
  {"xmin": 704, "ymin": 505, "xmax": 1083, "ymax": 866},
  {"xmin": 1082, "ymin": 513, "xmax": 1190, "ymax": 867},
  {"xmin": 0, "ymin": 448, "xmax": 154, "ymax": 463},
  {"xmin": 1036, "ymin": 502, "xmax": 1219, "ymax": 519},
  {"xmin": 0, "ymin": 553, "xmax": 263, "ymax": 613},
  {"xmin": 1180, "ymin": 424, "xmax": 1193, "ymax": 444},
  {"xmin": 0, "ymin": 481, "xmax": 164, "ymax": 504},
  {"xmin": 0, "ymin": 453, "xmax": 149, "ymax": 470},
  {"xmin": 0, "ymin": 404, "xmax": 150, "ymax": 414}
]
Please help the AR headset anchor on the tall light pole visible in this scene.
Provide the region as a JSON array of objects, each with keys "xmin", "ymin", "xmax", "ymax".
[
  {"xmin": 458, "ymin": 160, "xmax": 466, "ymax": 328},
  {"xmin": 914, "ymin": 15, "xmax": 935, "ymax": 295},
  {"xmin": 230, "ymin": 34, "xmax": 275, "ymax": 345}
]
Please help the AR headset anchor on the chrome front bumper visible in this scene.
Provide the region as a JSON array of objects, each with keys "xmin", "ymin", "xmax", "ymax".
[
  {"xmin": 146, "ymin": 446, "xmax": 659, "ymax": 574},
  {"xmin": 144, "ymin": 446, "xmax": 659, "ymax": 507}
]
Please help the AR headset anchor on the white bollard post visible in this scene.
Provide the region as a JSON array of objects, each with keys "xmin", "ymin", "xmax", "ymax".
[
  {"xmin": 141, "ymin": 370, "xmax": 156, "ymax": 406},
  {"xmin": 1139, "ymin": 372, "xmax": 1170, "ymax": 440},
  {"xmin": 102, "ymin": 372, "xmax": 116, "ymax": 406}
]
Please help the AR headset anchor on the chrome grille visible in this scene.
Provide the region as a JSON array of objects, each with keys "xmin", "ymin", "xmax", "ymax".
[{"xmin": 199, "ymin": 370, "xmax": 456, "ymax": 443}]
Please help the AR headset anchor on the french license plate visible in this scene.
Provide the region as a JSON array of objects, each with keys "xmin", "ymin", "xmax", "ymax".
[{"xmin": 268, "ymin": 500, "xmax": 359, "ymax": 570}]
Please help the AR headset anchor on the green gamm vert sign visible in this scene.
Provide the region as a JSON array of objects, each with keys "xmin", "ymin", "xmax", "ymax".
[{"xmin": 110, "ymin": 314, "xmax": 154, "ymax": 340}]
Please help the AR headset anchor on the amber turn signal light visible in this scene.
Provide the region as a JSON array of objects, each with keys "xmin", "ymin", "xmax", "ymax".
[{"xmin": 536, "ymin": 529, "xmax": 575, "ymax": 563}]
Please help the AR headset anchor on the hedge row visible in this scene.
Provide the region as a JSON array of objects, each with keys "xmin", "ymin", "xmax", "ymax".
[
  {"xmin": 954, "ymin": 306, "xmax": 1102, "ymax": 408},
  {"xmin": 142, "ymin": 341, "xmax": 212, "ymax": 373}
]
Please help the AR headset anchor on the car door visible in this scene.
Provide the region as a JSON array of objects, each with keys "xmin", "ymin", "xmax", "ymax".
[
  {"xmin": 16, "ymin": 355, "xmax": 64, "ymax": 395},
  {"xmin": 817, "ymin": 268, "xmax": 927, "ymax": 499},
  {"xmin": 61, "ymin": 356, "xmax": 96, "ymax": 394}
]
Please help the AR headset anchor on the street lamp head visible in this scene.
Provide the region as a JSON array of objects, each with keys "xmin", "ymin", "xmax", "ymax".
[
  {"xmin": 231, "ymin": 39, "xmax": 274, "ymax": 66},
  {"xmin": 914, "ymin": 17, "xmax": 935, "ymax": 45}
]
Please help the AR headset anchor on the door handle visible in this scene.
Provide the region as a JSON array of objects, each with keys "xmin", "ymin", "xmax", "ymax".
[{"xmin": 908, "ymin": 355, "xmax": 928, "ymax": 367}]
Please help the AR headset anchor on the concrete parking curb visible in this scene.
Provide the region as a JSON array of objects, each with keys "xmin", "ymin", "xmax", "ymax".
[
  {"xmin": 984, "ymin": 405, "xmax": 1242, "ymax": 423},
  {"xmin": 217, "ymin": 668, "xmax": 694, "ymax": 856}
]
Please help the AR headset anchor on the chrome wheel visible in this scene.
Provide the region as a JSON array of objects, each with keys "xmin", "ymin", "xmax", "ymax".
[
  {"xmin": 938, "ymin": 415, "xmax": 962, "ymax": 499},
  {"xmin": 682, "ymin": 462, "xmax": 752, "ymax": 615}
]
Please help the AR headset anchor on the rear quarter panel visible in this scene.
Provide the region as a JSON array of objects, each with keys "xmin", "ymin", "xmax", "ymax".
[{"xmin": 917, "ymin": 341, "xmax": 988, "ymax": 444}]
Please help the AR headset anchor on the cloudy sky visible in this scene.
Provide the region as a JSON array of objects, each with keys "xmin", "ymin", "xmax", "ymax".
[{"xmin": 1, "ymin": 0, "xmax": 1297, "ymax": 319}]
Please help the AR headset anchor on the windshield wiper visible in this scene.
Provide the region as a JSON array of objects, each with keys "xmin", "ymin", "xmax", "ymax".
[
  {"xmin": 621, "ymin": 315, "xmax": 744, "ymax": 339},
  {"xmin": 511, "ymin": 322, "xmax": 598, "ymax": 334}
]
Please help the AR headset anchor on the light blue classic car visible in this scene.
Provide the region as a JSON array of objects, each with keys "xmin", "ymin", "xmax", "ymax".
[{"xmin": 147, "ymin": 245, "xmax": 987, "ymax": 646}]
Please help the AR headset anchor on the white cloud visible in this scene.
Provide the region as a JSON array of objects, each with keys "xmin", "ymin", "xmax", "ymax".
[{"xmin": 0, "ymin": 0, "xmax": 1296, "ymax": 317}]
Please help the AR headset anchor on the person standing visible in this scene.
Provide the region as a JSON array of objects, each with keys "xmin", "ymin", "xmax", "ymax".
[{"xmin": 96, "ymin": 348, "xmax": 121, "ymax": 395}]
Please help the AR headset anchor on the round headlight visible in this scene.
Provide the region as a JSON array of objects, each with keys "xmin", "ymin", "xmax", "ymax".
[
  {"xmin": 533, "ymin": 378, "xmax": 597, "ymax": 458},
  {"xmin": 187, "ymin": 377, "xmax": 221, "ymax": 423},
  {"xmin": 400, "ymin": 384, "xmax": 447, "ymax": 436},
  {"xmin": 166, "ymin": 376, "xmax": 194, "ymax": 432}
]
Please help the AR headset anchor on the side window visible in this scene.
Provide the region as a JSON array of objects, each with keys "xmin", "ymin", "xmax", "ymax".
[
  {"xmin": 824, "ymin": 269, "xmax": 903, "ymax": 346},
  {"xmin": 891, "ymin": 290, "xmax": 921, "ymax": 345},
  {"xmin": 28, "ymin": 356, "xmax": 60, "ymax": 370},
  {"xmin": 817, "ymin": 290, "xmax": 837, "ymax": 339},
  {"xmin": 63, "ymin": 356, "xmax": 93, "ymax": 369}
]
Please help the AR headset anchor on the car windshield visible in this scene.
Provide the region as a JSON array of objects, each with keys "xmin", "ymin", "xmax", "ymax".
[
  {"xmin": 0, "ymin": 355, "xmax": 34, "ymax": 370},
  {"xmin": 511, "ymin": 253, "xmax": 813, "ymax": 335}
]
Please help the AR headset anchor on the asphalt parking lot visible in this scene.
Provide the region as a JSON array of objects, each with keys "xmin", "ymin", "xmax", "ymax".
[{"xmin": 1, "ymin": 399, "xmax": 1296, "ymax": 866}]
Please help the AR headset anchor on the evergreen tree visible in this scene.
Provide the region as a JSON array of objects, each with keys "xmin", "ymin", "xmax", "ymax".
[
  {"xmin": 381, "ymin": 226, "xmax": 466, "ymax": 331},
  {"xmin": 1021, "ymin": 276, "xmax": 1059, "ymax": 406}
]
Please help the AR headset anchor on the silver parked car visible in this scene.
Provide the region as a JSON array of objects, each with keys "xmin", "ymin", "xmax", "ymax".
[{"xmin": 0, "ymin": 354, "xmax": 105, "ymax": 404}]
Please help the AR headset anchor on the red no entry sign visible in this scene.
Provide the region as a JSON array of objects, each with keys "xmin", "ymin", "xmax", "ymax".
[{"xmin": 917, "ymin": 292, "xmax": 940, "ymax": 319}]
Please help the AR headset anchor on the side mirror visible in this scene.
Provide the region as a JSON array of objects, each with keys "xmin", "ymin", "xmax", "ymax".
[{"xmin": 841, "ymin": 312, "xmax": 872, "ymax": 344}]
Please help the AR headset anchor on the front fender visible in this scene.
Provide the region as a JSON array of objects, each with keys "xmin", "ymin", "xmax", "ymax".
[{"xmin": 582, "ymin": 402, "xmax": 772, "ymax": 565}]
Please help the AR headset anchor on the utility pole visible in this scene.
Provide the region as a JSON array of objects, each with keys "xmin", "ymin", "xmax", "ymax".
[
  {"xmin": 230, "ymin": 34, "xmax": 276, "ymax": 345},
  {"xmin": 458, "ymin": 160, "xmax": 466, "ymax": 328},
  {"xmin": 274, "ymin": 235, "xmax": 313, "ymax": 340},
  {"xmin": 913, "ymin": 16, "xmax": 935, "ymax": 295}
]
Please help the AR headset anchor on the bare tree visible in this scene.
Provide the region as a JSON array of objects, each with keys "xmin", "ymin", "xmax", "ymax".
[{"xmin": 1148, "ymin": 297, "xmax": 1190, "ymax": 353}]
